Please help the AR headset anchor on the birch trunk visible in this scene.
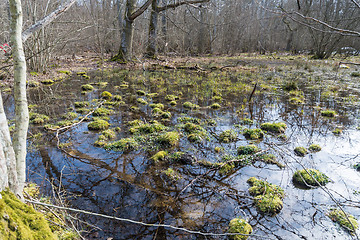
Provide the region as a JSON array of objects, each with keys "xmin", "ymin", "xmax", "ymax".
[{"xmin": 10, "ymin": 0, "xmax": 29, "ymax": 197}]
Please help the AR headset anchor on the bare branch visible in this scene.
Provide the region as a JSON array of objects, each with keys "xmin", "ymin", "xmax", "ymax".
[
  {"xmin": 129, "ymin": 0, "xmax": 153, "ymax": 21},
  {"xmin": 158, "ymin": 0, "xmax": 210, "ymax": 12},
  {"xmin": 22, "ymin": 0, "xmax": 76, "ymax": 42}
]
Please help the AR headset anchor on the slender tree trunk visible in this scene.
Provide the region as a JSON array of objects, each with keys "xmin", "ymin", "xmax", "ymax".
[
  {"xmin": 145, "ymin": 0, "xmax": 160, "ymax": 58},
  {"xmin": 10, "ymin": 0, "xmax": 28, "ymax": 198}
]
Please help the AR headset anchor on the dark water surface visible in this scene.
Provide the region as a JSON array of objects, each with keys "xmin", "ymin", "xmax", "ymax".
[{"xmin": 13, "ymin": 62, "xmax": 360, "ymax": 239}]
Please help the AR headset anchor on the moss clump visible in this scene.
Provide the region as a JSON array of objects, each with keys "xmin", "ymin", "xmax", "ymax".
[
  {"xmin": 40, "ymin": 79, "xmax": 54, "ymax": 85},
  {"xmin": 74, "ymin": 101, "xmax": 89, "ymax": 108},
  {"xmin": 105, "ymin": 138, "xmax": 139, "ymax": 152},
  {"xmin": 260, "ymin": 122, "xmax": 287, "ymax": 133},
  {"xmin": 93, "ymin": 107, "xmax": 113, "ymax": 116},
  {"xmin": 247, "ymin": 177, "xmax": 284, "ymax": 215},
  {"xmin": 187, "ymin": 133, "xmax": 205, "ymax": 143},
  {"xmin": 183, "ymin": 123, "xmax": 205, "ymax": 133},
  {"xmin": 137, "ymin": 98, "xmax": 148, "ymax": 105},
  {"xmin": 58, "ymin": 70, "xmax": 71, "ymax": 75},
  {"xmin": 169, "ymin": 101, "xmax": 177, "ymax": 106},
  {"xmin": 212, "ymin": 96, "xmax": 222, "ymax": 102},
  {"xmin": 257, "ymin": 154, "xmax": 285, "ymax": 168},
  {"xmin": 0, "ymin": 190, "xmax": 57, "ymax": 240},
  {"xmin": 183, "ymin": 101, "xmax": 199, "ymax": 109},
  {"xmin": 128, "ymin": 119, "xmax": 144, "ymax": 126},
  {"xmin": 130, "ymin": 122, "xmax": 166, "ymax": 134},
  {"xmin": 219, "ymin": 129, "xmax": 237, "ymax": 143},
  {"xmin": 75, "ymin": 108, "xmax": 90, "ymax": 114},
  {"xmin": 308, "ymin": 144, "xmax": 321, "ymax": 152},
  {"xmin": 27, "ymin": 81, "xmax": 40, "ymax": 88},
  {"xmin": 136, "ymin": 90, "xmax": 146, "ymax": 96},
  {"xmin": 149, "ymin": 103, "xmax": 164, "ymax": 109},
  {"xmin": 100, "ymin": 91, "xmax": 112, "ymax": 100},
  {"xmin": 294, "ymin": 146, "xmax": 308, "ymax": 157},
  {"xmin": 156, "ymin": 131, "xmax": 180, "ymax": 147},
  {"xmin": 243, "ymin": 128, "xmax": 264, "ymax": 140},
  {"xmin": 151, "ymin": 151, "xmax": 167, "ymax": 162},
  {"xmin": 165, "ymin": 94, "xmax": 178, "ymax": 101},
  {"xmin": 293, "ymin": 169, "xmax": 329, "ymax": 187},
  {"xmin": 178, "ymin": 117, "xmax": 201, "ymax": 124},
  {"xmin": 88, "ymin": 119, "xmax": 110, "ymax": 130},
  {"xmin": 100, "ymin": 129, "xmax": 116, "ymax": 140},
  {"xmin": 289, "ymin": 97, "xmax": 304, "ymax": 104},
  {"xmin": 56, "ymin": 120, "xmax": 77, "ymax": 127},
  {"xmin": 332, "ymin": 128, "xmax": 342, "ymax": 135},
  {"xmin": 321, "ymin": 110, "xmax": 336, "ymax": 117},
  {"xmin": 210, "ymin": 103, "xmax": 221, "ymax": 109},
  {"xmin": 147, "ymin": 93, "xmax": 158, "ymax": 98},
  {"xmin": 162, "ymin": 168, "xmax": 181, "ymax": 181},
  {"xmin": 237, "ymin": 145, "xmax": 260, "ymax": 155},
  {"xmin": 61, "ymin": 112, "xmax": 78, "ymax": 120},
  {"xmin": 328, "ymin": 209, "xmax": 358, "ymax": 234},
  {"xmin": 30, "ymin": 113, "xmax": 50, "ymax": 125},
  {"xmin": 81, "ymin": 84, "xmax": 94, "ymax": 91},
  {"xmin": 241, "ymin": 118, "xmax": 254, "ymax": 125},
  {"xmin": 228, "ymin": 218, "xmax": 252, "ymax": 240},
  {"xmin": 113, "ymin": 95, "xmax": 122, "ymax": 101},
  {"xmin": 161, "ymin": 111, "xmax": 172, "ymax": 119},
  {"xmin": 351, "ymin": 72, "xmax": 360, "ymax": 77}
]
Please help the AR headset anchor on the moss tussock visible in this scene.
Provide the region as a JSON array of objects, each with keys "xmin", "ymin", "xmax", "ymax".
[
  {"xmin": 293, "ymin": 169, "xmax": 329, "ymax": 188},
  {"xmin": 228, "ymin": 218, "xmax": 252, "ymax": 240}
]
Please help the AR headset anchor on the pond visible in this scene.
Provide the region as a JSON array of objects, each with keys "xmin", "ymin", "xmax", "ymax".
[{"xmin": 13, "ymin": 57, "xmax": 360, "ymax": 239}]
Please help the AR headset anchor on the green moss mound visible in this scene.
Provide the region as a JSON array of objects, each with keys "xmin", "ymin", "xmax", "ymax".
[
  {"xmin": 294, "ymin": 146, "xmax": 308, "ymax": 157},
  {"xmin": 293, "ymin": 169, "xmax": 329, "ymax": 188},
  {"xmin": 228, "ymin": 218, "xmax": 252, "ymax": 240},
  {"xmin": 0, "ymin": 190, "xmax": 56, "ymax": 240},
  {"xmin": 328, "ymin": 209, "xmax": 358, "ymax": 234},
  {"xmin": 88, "ymin": 119, "xmax": 110, "ymax": 130},
  {"xmin": 243, "ymin": 128, "xmax": 264, "ymax": 140},
  {"xmin": 105, "ymin": 138, "xmax": 139, "ymax": 152},
  {"xmin": 219, "ymin": 129, "xmax": 237, "ymax": 143},
  {"xmin": 308, "ymin": 144, "xmax": 321, "ymax": 152},
  {"xmin": 183, "ymin": 102, "xmax": 199, "ymax": 109},
  {"xmin": 260, "ymin": 122, "xmax": 287, "ymax": 133},
  {"xmin": 151, "ymin": 151, "xmax": 167, "ymax": 162},
  {"xmin": 321, "ymin": 110, "xmax": 336, "ymax": 117},
  {"xmin": 100, "ymin": 91, "xmax": 112, "ymax": 100},
  {"xmin": 237, "ymin": 145, "xmax": 260, "ymax": 155},
  {"xmin": 247, "ymin": 177, "xmax": 284, "ymax": 215},
  {"xmin": 156, "ymin": 131, "xmax": 180, "ymax": 147},
  {"xmin": 81, "ymin": 84, "xmax": 94, "ymax": 91},
  {"xmin": 210, "ymin": 103, "xmax": 221, "ymax": 109},
  {"xmin": 130, "ymin": 122, "xmax": 167, "ymax": 134},
  {"xmin": 93, "ymin": 107, "xmax": 113, "ymax": 116}
]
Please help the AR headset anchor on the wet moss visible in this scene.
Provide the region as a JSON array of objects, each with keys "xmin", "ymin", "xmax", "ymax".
[
  {"xmin": 30, "ymin": 113, "xmax": 50, "ymax": 125},
  {"xmin": 247, "ymin": 177, "xmax": 284, "ymax": 215},
  {"xmin": 56, "ymin": 120, "xmax": 78, "ymax": 127},
  {"xmin": 88, "ymin": 119, "xmax": 110, "ymax": 130},
  {"xmin": 243, "ymin": 128, "xmax": 264, "ymax": 140},
  {"xmin": 228, "ymin": 218, "xmax": 252, "ymax": 240},
  {"xmin": 165, "ymin": 94, "xmax": 178, "ymax": 101},
  {"xmin": 308, "ymin": 144, "xmax": 321, "ymax": 152},
  {"xmin": 113, "ymin": 95, "xmax": 122, "ymax": 101},
  {"xmin": 162, "ymin": 168, "xmax": 181, "ymax": 181},
  {"xmin": 212, "ymin": 96, "xmax": 222, "ymax": 102},
  {"xmin": 328, "ymin": 209, "xmax": 358, "ymax": 234},
  {"xmin": 210, "ymin": 103, "xmax": 221, "ymax": 109},
  {"xmin": 40, "ymin": 79, "xmax": 54, "ymax": 85},
  {"xmin": 0, "ymin": 190, "xmax": 56, "ymax": 240},
  {"xmin": 178, "ymin": 117, "xmax": 201, "ymax": 124},
  {"xmin": 105, "ymin": 137, "xmax": 139, "ymax": 152},
  {"xmin": 58, "ymin": 70, "xmax": 71, "ymax": 75},
  {"xmin": 241, "ymin": 118, "xmax": 254, "ymax": 125},
  {"xmin": 130, "ymin": 122, "xmax": 167, "ymax": 134},
  {"xmin": 237, "ymin": 145, "xmax": 260, "ymax": 155},
  {"xmin": 260, "ymin": 122, "xmax": 287, "ymax": 133},
  {"xmin": 161, "ymin": 111, "xmax": 172, "ymax": 119},
  {"xmin": 93, "ymin": 107, "xmax": 113, "ymax": 116},
  {"xmin": 149, "ymin": 103, "xmax": 164, "ymax": 109},
  {"xmin": 128, "ymin": 119, "xmax": 144, "ymax": 127},
  {"xmin": 332, "ymin": 128, "xmax": 342, "ymax": 135},
  {"xmin": 219, "ymin": 129, "xmax": 237, "ymax": 143},
  {"xmin": 81, "ymin": 84, "xmax": 94, "ymax": 91},
  {"xmin": 147, "ymin": 93, "xmax": 158, "ymax": 98},
  {"xmin": 257, "ymin": 154, "xmax": 285, "ymax": 168},
  {"xmin": 100, "ymin": 129, "xmax": 116, "ymax": 140},
  {"xmin": 321, "ymin": 110, "xmax": 336, "ymax": 117},
  {"xmin": 61, "ymin": 112, "xmax": 78, "ymax": 120},
  {"xmin": 183, "ymin": 102, "xmax": 199, "ymax": 109},
  {"xmin": 75, "ymin": 108, "xmax": 90, "ymax": 114},
  {"xmin": 169, "ymin": 101, "xmax": 177, "ymax": 106},
  {"xmin": 184, "ymin": 123, "xmax": 205, "ymax": 133},
  {"xmin": 293, "ymin": 169, "xmax": 329, "ymax": 187},
  {"xmin": 100, "ymin": 91, "xmax": 112, "ymax": 100},
  {"xmin": 136, "ymin": 90, "xmax": 146, "ymax": 96},
  {"xmin": 137, "ymin": 98, "xmax": 148, "ymax": 105},
  {"xmin": 294, "ymin": 146, "xmax": 308, "ymax": 157},
  {"xmin": 27, "ymin": 81, "xmax": 40, "ymax": 88},
  {"xmin": 289, "ymin": 97, "xmax": 304, "ymax": 104},
  {"xmin": 350, "ymin": 72, "xmax": 360, "ymax": 77},
  {"xmin": 156, "ymin": 131, "xmax": 180, "ymax": 147},
  {"xmin": 151, "ymin": 151, "xmax": 167, "ymax": 162},
  {"xmin": 187, "ymin": 133, "xmax": 204, "ymax": 143},
  {"xmin": 74, "ymin": 101, "xmax": 89, "ymax": 108}
]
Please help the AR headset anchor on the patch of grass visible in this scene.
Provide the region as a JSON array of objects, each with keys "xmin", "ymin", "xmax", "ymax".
[
  {"xmin": 293, "ymin": 169, "xmax": 329, "ymax": 187},
  {"xmin": 350, "ymin": 72, "xmax": 360, "ymax": 77}
]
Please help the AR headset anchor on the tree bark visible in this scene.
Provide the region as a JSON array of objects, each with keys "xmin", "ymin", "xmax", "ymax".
[
  {"xmin": 145, "ymin": 0, "xmax": 160, "ymax": 58},
  {"xmin": 10, "ymin": 0, "xmax": 28, "ymax": 197}
]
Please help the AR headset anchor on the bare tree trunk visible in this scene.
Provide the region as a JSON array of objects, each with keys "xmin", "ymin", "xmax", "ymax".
[
  {"xmin": 10, "ymin": 0, "xmax": 28, "ymax": 198},
  {"xmin": 145, "ymin": 0, "xmax": 160, "ymax": 58},
  {"xmin": 119, "ymin": 0, "xmax": 135, "ymax": 61}
]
